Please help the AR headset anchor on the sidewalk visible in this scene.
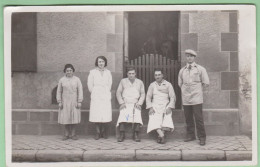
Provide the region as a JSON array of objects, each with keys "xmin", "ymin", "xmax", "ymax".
[{"xmin": 12, "ymin": 135, "xmax": 252, "ymax": 162}]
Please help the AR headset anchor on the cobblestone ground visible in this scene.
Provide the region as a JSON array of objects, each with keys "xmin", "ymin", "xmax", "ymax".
[
  {"xmin": 13, "ymin": 135, "xmax": 251, "ymax": 151},
  {"xmin": 12, "ymin": 135, "xmax": 253, "ymax": 162}
]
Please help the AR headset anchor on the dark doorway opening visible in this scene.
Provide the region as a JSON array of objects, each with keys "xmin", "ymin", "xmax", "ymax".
[
  {"xmin": 128, "ymin": 11, "xmax": 179, "ymax": 61},
  {"xmin": 126, "ymin": 11, "xmax": 181, "ymax": 109}
]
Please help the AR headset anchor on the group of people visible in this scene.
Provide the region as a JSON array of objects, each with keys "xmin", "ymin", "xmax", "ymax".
[{"xmin": 56, "ymin": 49, "xmax": 209, "ymax": 146}]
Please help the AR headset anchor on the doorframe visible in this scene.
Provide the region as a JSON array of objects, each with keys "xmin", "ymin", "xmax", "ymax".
[{"xmin": 122, "ymin": 11, "xmax": 182, "ymax": 109}]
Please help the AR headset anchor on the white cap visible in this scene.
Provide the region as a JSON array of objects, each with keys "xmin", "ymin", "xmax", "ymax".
[{"xmin": 185, "ymin": 49, "xmax": 197, "ymax": 57}]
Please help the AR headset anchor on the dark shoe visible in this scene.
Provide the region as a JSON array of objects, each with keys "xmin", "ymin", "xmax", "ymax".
[
  {"xmin": 71, "ymin": 135, "xmax": 79, "ymax": 140},
  {"xmin": 103, "ymin": 132, "xmax": 108, "ymax": 139},
  {"xmin": 117, "ymin": 132, "xmax": 125, "ymax": 142},
  {"xmin": 62, "ymin": 136, "xmax": 69, "ymax": 141},
  {"xmin": 157, "ymin": 136, "xmax": 161, "ymax": 143},
  {"xmin": 100, "ymin": 123, "xmax": 108, "ymax": 139},
  {"xmin": 102, "ymin": 129, "xmax": 108, "ymax": 139},
  {"xmin": 160, "ymin": 136, "xmax": 166, "ymax": 144},
  {"xmin": 184, "ymin": 137, "xmax": 196, "ymax": 142},
  {"xmin": 94, "ymin": 133, "xmax": 100, "ymax": 140},
  {"xmin": 199, "ymin": 139, "xmax": 206, "ymax": 146},
  {"xmin": 134, "ymin": 132, "xmax": 141, "ymax": 142}
]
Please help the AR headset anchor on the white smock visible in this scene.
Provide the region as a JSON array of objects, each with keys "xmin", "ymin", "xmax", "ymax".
[
  {"xmin": 88, "ymin": 69, "xmax": 112, "ymax": 123},
  {"xmin": 147, "ymin": 85, "xmax": 174, "ymax": 133},
  {"xmin": 116, "ymin": 85, "xmax": 143, "ymax": 126}
]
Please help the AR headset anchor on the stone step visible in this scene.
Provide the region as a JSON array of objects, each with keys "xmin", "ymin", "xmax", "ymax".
[
  {"xmin": 12, "ymin": 108, "xmax": 240, "ymax": 136},
  {"xmin": 13, "ymin": 149, "xmax": 253, "ymax": 162},
  {"xmin": 12, "ymin": 135, "xmax": 253, "ymax": 162}
]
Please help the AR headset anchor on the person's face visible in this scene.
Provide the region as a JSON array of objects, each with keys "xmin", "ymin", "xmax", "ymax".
[
  {"xmin": 154, "ymin": 71, "xmax": 164, "ymax": 83},
  {"xmin": 97, "ymin": 58, "xmax": 105, "ymax": 69},
  {"xmin": 127, "ymin": 70, "xmax": 136, "ymax": 80},
  {"xmin": 65, "ymin": 67, "xmax": 74, "ymax": 77},
  {"xmin": 186, "ymin": 53, "xmax": 195, "ymax": 64}
]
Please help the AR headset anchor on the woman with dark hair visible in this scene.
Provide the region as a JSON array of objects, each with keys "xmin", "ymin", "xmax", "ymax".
[
  {"xmin": 88, "ymin": 56, "xmax": 112, "ymax": 140},
  {"xmin": 56, "ymin": 64, "xmax": 83, "ymax": 140}
]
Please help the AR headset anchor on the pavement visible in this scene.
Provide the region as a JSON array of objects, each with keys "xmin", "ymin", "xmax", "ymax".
[{"xmin": 12, "ymin": 135, "xmax": 252, "ymax": 162}]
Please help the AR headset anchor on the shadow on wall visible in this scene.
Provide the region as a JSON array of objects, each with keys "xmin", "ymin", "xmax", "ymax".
[{"xmin": 11, "ymin": 72, "xmax": 123, "ymax": 110}]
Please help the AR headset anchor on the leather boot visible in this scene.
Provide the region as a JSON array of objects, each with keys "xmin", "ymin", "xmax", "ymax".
[
  {"xmin": 134, "ymin": 132, "xmax": 141, "ymax": 142},
  {"xmin": 94, "ymin": 133, "xmax": 100, "ymax": 140},
  {"xmin": 117, "ymin": 132, "xmax": 125, "ymax": 142},
  {"xmin": 94, "ymin": 124, "xmax": 101, "ymax": 140},
  {"xmin": 199, "ymin": 138, "xmax": 206, "ymax": 146},
  {"xmin": 184, "ymin": 136, "xmax": 196, "ymax": 142},
  {"xmin": 160, "ymin": 136, "xmax": 166, "ymax": 144},
  {"xmin": 102, "ymin": 125, "xmax": 108, "ymax": 139}
]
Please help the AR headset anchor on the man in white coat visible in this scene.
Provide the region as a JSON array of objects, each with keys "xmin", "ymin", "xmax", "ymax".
[
  {"xmin": 178, "ymin": 49, "xmax": 209, "ymax": 146},
  {"xmin": 116, "ymin": 67, "xmax": 145, "ymax": 142},
  {"xmin": 146, "ymin": 69, "xmax": 176, "ymax": 144}
]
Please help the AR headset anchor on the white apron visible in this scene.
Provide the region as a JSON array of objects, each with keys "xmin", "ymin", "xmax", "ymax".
[
  {"xmin": 89, "ymin": 85, "xmax": 112, "ymax": 122},
  {"xmin": 147, "ymin": 85, "xmax": 174, "ymax": 133},
  {"xmin": 116, "ymin": 86, "xmax": 143, "ymax": 126}
]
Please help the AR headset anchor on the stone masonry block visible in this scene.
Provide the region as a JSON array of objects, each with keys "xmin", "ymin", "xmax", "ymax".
[
  {"xmin": 80, "ymin": 112, "xmax": 89, "ymax": 123},
  {"xmin": 229, "ymin": 12, "xmax": 238, "ymax": 32},
  {"xmin": 203, "ymin": 91, "xmax": 230, "ymax": 109},
  {"xmin": 115, "ymin": 15, "xmax": 123, "ymax": 33},
  {"xmin": 207, "ymin": 72, "xmax": 220, "ymax": 91},
  {"xmin": 107, "ymin": 34, "xmax": 116, "ymax": 52},
  {"xmin": 111, "ymin": 72, "xmax": 123, "ymax": 90},
  {"xmin": 12, "ymin": 112, "xmax": 27, "ymax": 121},
  {"xmin": 106, "ymin": 52, "xmax": 116, "ymax": 72},
  {"xmin": 182, "ymin": 150, "xmax": 225, "ymax": 161},
  {"xmin": 226, "ymin": 151, "xmax": 252, "ymax": 161},
  {"xmin": 37, "ymin": 13, "xmax": 107, "ymax": 72},
  {"xmin": 172, "ymin": 110, "xmax": 185, "ymax": 123},
  {"xmin": 52, "ymin": 112, "xmax": 58, "ymax": 122},
  {"xmin": 230, "ymin": 52, "xmax": 239, "ymax": 71},
  {"xmin": 115, "ymin": 53, "xmax": 124, "ymax": 72},
  {"xmin": 180, "ymin": 14, "xmax": 189, "ymax": 33},
  {"xmin": 196, "ymin": 50, "xmax": 229, "ymax": 72},
  {"xmin": 76, "ymin": 124, "xmax": 88, "ymax": 135},
  {"xmin": 83, "ymin": 150, "xmax": 135, "ymax": 161},
  {"xmin": 181, "ymin": 33, "xmax": 198, "ymax": 51},
  {"xmin": 41, "ymin": 123, "xmax": 63, "ymax": 135},
  {"xmin": 230, "ymin": 91, "xmax": 239, "ymax": 108},
  {"xmin": 221, "ymin": 33, "xmax": 238, "ymax": 51},
  {"xmin": 221, "ymin": 72, "xmax": 238, "ymax": 90},
  {"xmin": 189, "ymin": 11, "xmax": 229, "ymax": 33},
  {"xmin": 205, "ymin": 124, "xmax": 239, "ymax": 136},
  {"xmin": 36, "ymin": 150, "xmax": 84, "ymax": 162},
  {"xmin": 107, "ymin": 34, "xmax": 123, "ymax": 52},
  {"xmin": 12, "ymin": 150, "xmax": 37, "ymax": 162},
  {"xmin": 136, "ymin": 150, "xmax": 181, "ymax": 161},
  {"xmin": 30, "ymin": 112, "xmax": 50, "ymax": 122},
  {"xmin": 211, "ymin": 110, "xmax": 239, "ymax": 123},
  {"xmin": 106, "ymin": 14, "xmax": 115, "ymax": 34},
  {"xmin": 16, "ymin": 123, "xmax": 39, "ymax": 135}
]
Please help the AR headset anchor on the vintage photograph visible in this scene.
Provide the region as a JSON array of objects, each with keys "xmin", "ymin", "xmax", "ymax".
[{"xmin": 4, "ymin": 5, "xmax": 257, "ymax": 166}]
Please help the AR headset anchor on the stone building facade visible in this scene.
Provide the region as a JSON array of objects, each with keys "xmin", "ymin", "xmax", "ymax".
[{"xmin": 11, "ymin": 10, "xmax": 252, "ymax": 137}]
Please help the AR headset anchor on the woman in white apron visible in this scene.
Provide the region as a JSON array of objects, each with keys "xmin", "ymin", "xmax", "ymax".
[
  {"xmin": 88, "ymin": 56, "xmax": 112, "ymax": 140},
  {"xmin": 57, "ymin": 64, "xmax": 83, "ymax": 140}
]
